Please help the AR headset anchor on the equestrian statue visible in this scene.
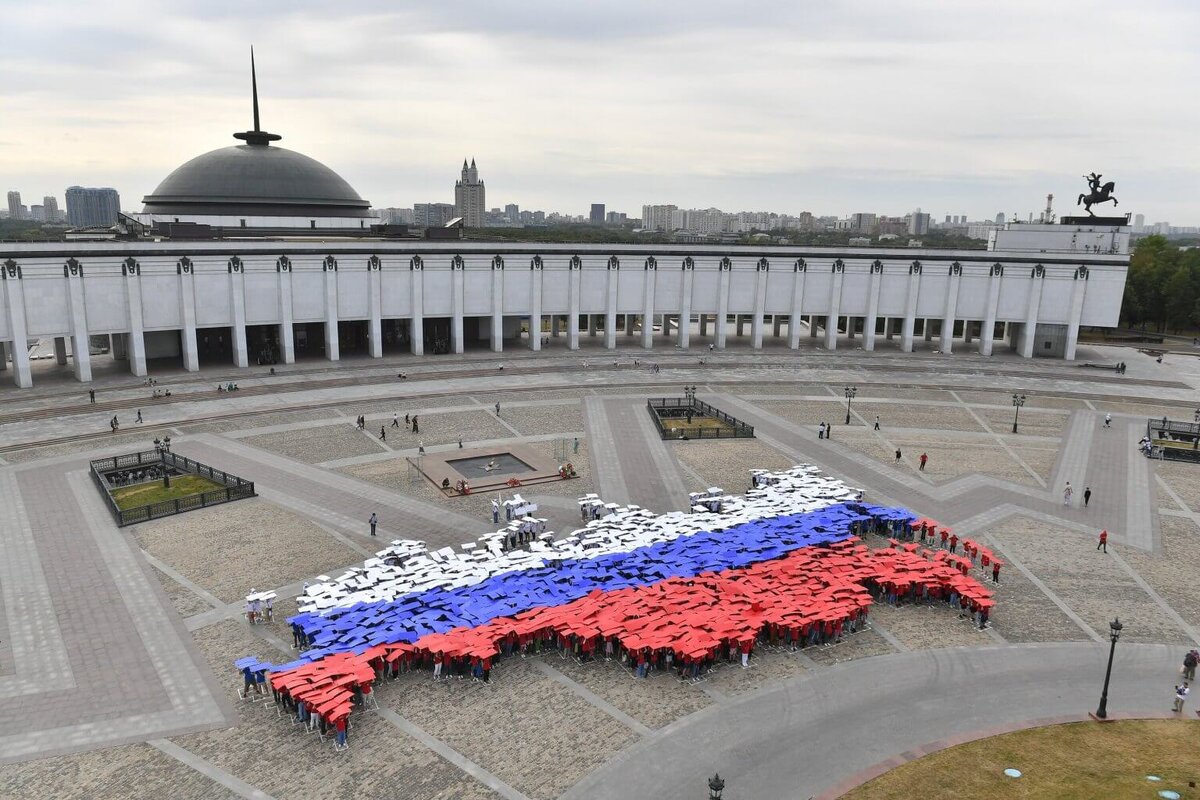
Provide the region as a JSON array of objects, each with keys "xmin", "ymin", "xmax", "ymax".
[{"xmin": 1078, "ymin": 173, "xmax": 1118, "ymax": 216}]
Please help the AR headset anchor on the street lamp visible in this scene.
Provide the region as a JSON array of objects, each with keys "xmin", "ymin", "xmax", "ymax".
[
  {"xmin": 844, "ymin": 386, "xmax": 857, "ymax": 425},
  {"xmin": 707, "ymin": 773, "xmax": 725, "ymax": 800},
  {"xmin": 1011, "ymin": 393, "xmax": 1026, "ymax": 434},
  {"xmin": 1094, "ymin": 617, "xmax": 1123, "ymax": 719}
]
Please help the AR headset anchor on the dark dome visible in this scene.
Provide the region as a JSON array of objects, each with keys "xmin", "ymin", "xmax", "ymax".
[{"xmin": 142, "ymin": 143, "xmax": 372, "ymax": 218}]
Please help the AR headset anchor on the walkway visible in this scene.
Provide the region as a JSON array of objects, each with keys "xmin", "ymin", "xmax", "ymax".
[{"xmin": 563, "ymin": 642, "xmax": 1181, "ymax": 800}]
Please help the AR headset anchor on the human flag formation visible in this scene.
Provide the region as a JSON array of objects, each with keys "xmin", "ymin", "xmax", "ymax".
[{"xmin": 237, "ymin": 466, "xmax": 994, "ymax": 730}]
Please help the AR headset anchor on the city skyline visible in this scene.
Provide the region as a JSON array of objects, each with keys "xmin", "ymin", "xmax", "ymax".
[{"xmin": 2, "ymin": 2, "xmax": 1198, "ymax": 221}]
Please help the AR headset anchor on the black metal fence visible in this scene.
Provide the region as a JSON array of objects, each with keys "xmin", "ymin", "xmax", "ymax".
[
  {"xmin": 647, "ymin": 398, "xmax": 755, "ymax": 440},
  {"xmin": 1146, "ymin": 417, "xmax": 1200, "ymax": 463},
  {"xmin": 89, "ymin": 450, "xmax": 256, "ymax": 526}
]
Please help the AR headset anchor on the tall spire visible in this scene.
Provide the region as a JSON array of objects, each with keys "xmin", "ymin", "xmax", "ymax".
[{"xmin": 234, "ymin": 47, "xmax": 282, "ymax": 145}]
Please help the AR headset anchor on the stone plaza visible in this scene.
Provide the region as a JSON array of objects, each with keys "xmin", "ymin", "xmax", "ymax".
[{"xmin": 1, "ymin": 334, "xmax": 1198, "ymax": 800}]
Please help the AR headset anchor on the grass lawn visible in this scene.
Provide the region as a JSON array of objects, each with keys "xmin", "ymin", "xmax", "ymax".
[
  {"xmin": 660, "ymin": 416, "xmax": 736, "ymax": 432},
  {"xmin": 847, "ymin": 720, "xmax": 1200, "ymax": 800},
  {"xmin": 110, "ymin": 474, "xmax": 225, "ymax": 510}
]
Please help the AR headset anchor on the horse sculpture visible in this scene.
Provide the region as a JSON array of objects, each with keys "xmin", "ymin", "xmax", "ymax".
[{"xmin": 1078, "ymin": 173, "xmax": 1118, "ymax": 215}]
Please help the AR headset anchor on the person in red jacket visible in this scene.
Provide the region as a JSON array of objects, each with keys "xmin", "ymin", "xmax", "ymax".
[
  {"xmin": 949, "ymin": 533, "xmax": 959, "ymax": 553},
  {"xmin": 992, "ymin": 561, "xmax": 1001, "ymax": 583},
  {"xmin": 940, "ymin": 528, "xmax": 949, "ymax": 549},
  {"xmin": 1097, "ymin": 529, "xmax": 1108, "ymax": 553},
  {"xmin": 919, "ymin": 452, "xmax": 929, "ymax": 471}
]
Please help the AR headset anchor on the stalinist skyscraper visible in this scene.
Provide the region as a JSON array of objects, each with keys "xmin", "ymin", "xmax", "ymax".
[{"xmin": 454, "ymin": 158, "xmax": 485, "ymax": 228}]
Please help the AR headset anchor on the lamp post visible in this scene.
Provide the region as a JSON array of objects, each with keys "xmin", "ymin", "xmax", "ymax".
[
  {"xmin": 1011, "ymin": 393, "xmax": 1026, "ymax": 434},
  {"xmin": 707, "ymin": 773, "xmax": 725, "ymax": 800},
  {"xmin": 844, "ymin": 386, "xmax": 857, "ymax": 425},
  {"xmin": 1094, "ymin": 617, "xmax": 1123, "ymax": 719}
]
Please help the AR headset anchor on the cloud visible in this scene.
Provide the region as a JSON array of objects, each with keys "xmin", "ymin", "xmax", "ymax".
[{"xmin": 1, "ymin": 0, "xmax": 1198, "ymax": 221}]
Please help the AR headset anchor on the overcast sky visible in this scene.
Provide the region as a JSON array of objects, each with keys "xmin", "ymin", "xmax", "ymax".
[{"xmin": 3, "ymin": 1, "xmax": 1198, "ymax": 222}]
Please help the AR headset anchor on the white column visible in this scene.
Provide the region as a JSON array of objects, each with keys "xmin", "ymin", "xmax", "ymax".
[
  {"xmin": 864, "ymin": 265, "xmax": 881, "ymax": 352},
  {"xmin": 53, "ymin": 337, "xmax": 68, "ymax": 366},
  {"xmin": 901, "ymin": 267, "xmax": 920, "ymax": 353},
  {"xmin": 1, "ymin": 266, "xmax": 32, "ymax": 387},
  {"xmin": 568, "ymin": 259, "xmax": 581, "ymax": 350},
  {"xmin": 604, "ymin": 263, "xmax": 618, "ymax": 349},
  {"xmin": 963, "ymin": 322, "xmax": 973, "ymax": 345},
  {"xmin": 124, "ymin": 264, "xmax": 147, "ymax": 376},
  {"xmin": 624, "ymin": 314, "xmax": 636, "ymax": 335},
  {"xmin": 550, "ymin": 315, "xmax": 560, "ymax": 337},
  {"xmin": 979, "ymin": 270, "xmax": 999, "ymax": 355},
  {"xmin": 0, "ymin": 340, "xmax": 6, "ymax": 371},
  {"xmin": 712, "ymin": 264, "xmax": 728, "ymax": 349},
  {"xmin": 1020, "ymin": 267, "xmax": 1044, "ymax": 358},
  {"xmin": 179, "ymin": 263, "xmax": 199, "ymax": 371},
  {"xmin": 751, "ymin": 265, "xmax": 767, "ymax": 349},
  {"xmin": 64, "ymin": 268, "xmax": 92, "ymax": 381},
  {"xmin": 410, "ymin": 261, "xmax": 424, "ymax": 356},
  {"xmin": 824, "ymin": 264, "xmax": 844, "ymax": 350},
  {"xmin": 529, "ymin": 261, "xmax": 543, "ymax": 351},
  {"xmin": 278, "ymin": 264, "xmax": 295, "ymax": 364},
  {"xmin": 451, "ymin": 260, "xmax": 464, "ymax": 354},
  {"xmin": 681, "ymin": 263, "xmax": 696, "ymax": 349},
  {"xmin": 587, "ymin": 314, "xmax": 598, "ymax": 336},
  {"xmin": 788, "ymin": 266, "xmax": 807, "ymax": 349},
  {"xmin": 884, "ymin": 318, "xmax": 894, "ymax": 340},
  {"xmin": 368, "ymin": 260, "xmax": 383, "ymax": 358},
  {"xmin": 641, "ymin": 263, "xmax": 656, "ymax": 350},
  {"xmin": 1065, "ymin": 267, "xmax": 1088, "ymax": 361},
  {"xmin": 772, "ymin": 316, "xmax": 783, "ymax": 338},
  {"xmin": 491, "ymin": 261, "xmax": 504, "ymax": 353},
  {"xmin": 322, "ymin": 262, "xmax": 338, "ymax": 362},
  {"xmin": 941, "ymin": 265, "xmax": 961, "ymax": 355}
]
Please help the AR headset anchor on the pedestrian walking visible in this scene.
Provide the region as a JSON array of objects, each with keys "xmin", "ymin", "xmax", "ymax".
[
  {"xmin": 418, "ymin": 441, "xmax": 425, "ymax": 455},
  {"xmin": 380, "ymin": 426, "xmax": 386, "ymax": 442},
  {"xmin": 1103, "ymin": 413, "xmax": 1111, "ymax": 428},
  {"xmin": 919, "ymin": 452, "xmax": 928, "ymax": 471},
  {"xmin": 818, "ymin": 422, "xmax": 826, "ymax": 440},
  {"xmin": 405, "ymin": 413, "xmax": 410, "ymax": 427},
  {"xmin": 873, "ymin": 415, "xmax": 880, "ymax": 431},
  {"xmin": 1183, "ymin": 650, "xmax": 1198, "ymax": 682},
  {"xmin": 411, "ymin": 416, "xmax": 419, "ymax": 434},
  {"xmin": 1173, "ymin": 682, "xmax": 1189, "ymax": 713},
  {"xmin": 136, "ymin": 409, "xmax": 143, "ymax": 424},
  {"xmin": 573, "ymin": 437, "xmax": 580, "ymax": 455},
  {"xmin": 110, "ymin": 415, "xmax": 119, "ymax": 432},
  {"xmin": 492, "ymin": 498, "xmax": 500, "ymax": 524},
  {"xmin": 1063, "ymin": 482, "xmax": 1073, "ymax": 506},
  {"xmin": 894, "ymin": 448, "xmax": 902, "ymax": 463},
  {"xmin": 88, "ymin": 389, "xmax": 95, "ymax": 404},
  {"xmin": 368, "ymin": 512, "xmax": 377, "ymax": 537},
  {"xmin": 1097, "ymin": 529, "xmax": 1108, "ymax": 553},
  {"xmin": 1083, "ymin": 487, "xmax": 1092, "ymax": 508},
  {"xmin": 391, "ymin": 413, "xmax": 399, "ymax": 428},
  {"xmin": 458, "ymin": 438, "xmax": 463, "ymax": 448},
  {"xmin": 495, "ymin": 402, "xmax": 501, "ymax": 416}
]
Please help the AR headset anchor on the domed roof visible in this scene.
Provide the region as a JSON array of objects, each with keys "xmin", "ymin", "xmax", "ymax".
[{"xmin": 142, "ymin": 143, "xmax": 372, "ymax": 218}]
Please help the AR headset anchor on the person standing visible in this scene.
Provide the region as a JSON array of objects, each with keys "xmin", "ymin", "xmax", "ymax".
[
  {"xmin": 391, "ymin": 413, "xmax": 400, "ymax": 428},
  {"xmin": 492, "ymin": 498, "xmax": 500, "ymax": 524},
  {"xmin": 1097, "ymin": 529, "xmax": 1108, "ymax": 553},
  {"xmin": 368, "ymin": 512, "xmax": 377, "ymax": 537},
  {"xmin": 1103, "ymin": 413, "xmax": 1111, "ymax": 428},
  {"xmin": 88, "ymin": 389, "xmax": 95, "ymax": 404},
  {"xmin": 919, "ymin": 452, "xmax": 928, "ymax": 471},
  {"xmin": 1063, "ymin": 482, "xmax": 1073, "ymax": 506},
  {"xmin": 1183, "ymin": 650, "xmax": 1198, "ymax": 682},
  {"xmin": 992, "ymin": 562, "xmax": 1001, "ymax": 583},
  {"xmin": 818, "ymin": 422, "xmax": 826, "ymax": 440},
  {"xmin": 874, "ymin": 415, "xmax": 880, "ymax": 431},
  {"xmin": 949, "ymin": 533, "xmax": 958, "ymax": 553},
  {"xmin": 824, "ymin": 422, "xmax": 831, "ymax": 440},
  {"xmin": 494, "ymin": 401, "xmax": 501, "ymax": 416},
  {"xmin": 412, "ymin": 416, "xmax": 419, "ymax": 434},
  {"xmin": 1173, "ymin": 682, "xmax": 1189, "ymax": 713},
  {"xmin": 418, "ymin": 441, "xmax": 425, "ymax": 455},
  {"xmin": 1083, "ymin": 487, "xmax": 1092, "ymax": 508},
  {"xmin": 894, "ymin": 448, "xmax": 902, "ymax": 463},
  {"xmin": 405, "ymin": 412, "xmax": 410, "ymax": 428},
  {"xmin": 573, "ymin": 437, "xmax": 580, "ymax": 455}
]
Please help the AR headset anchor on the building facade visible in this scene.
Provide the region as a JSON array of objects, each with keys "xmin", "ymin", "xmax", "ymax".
[
  {"xmin": 590, "ymin": 204, "xmax": 605, "ymax": 225},
  {"xmin": 7, "ymin": 191, "xmax": 25, "ymax": 220},
  {"xmin": 65, "ymin": 186, "xmax": 122, "ymax": 227},
  {"xmin": 454, "ymin": 159, "xmax": 485, "ymax": 227},
  {"xmin": 0, "ymin": 237, "xmax": 1128, "ymax": 388}
]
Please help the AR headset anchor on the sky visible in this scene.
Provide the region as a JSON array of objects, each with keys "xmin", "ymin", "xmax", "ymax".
[{"xmin": 2, "ymin": 0, "xmax": 1198, "ymax": 223}]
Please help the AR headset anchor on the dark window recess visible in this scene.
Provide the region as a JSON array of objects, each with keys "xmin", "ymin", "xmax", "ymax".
[{"xmin": 310, "ymin": 220, "xmax": 316, "ymax": 228}]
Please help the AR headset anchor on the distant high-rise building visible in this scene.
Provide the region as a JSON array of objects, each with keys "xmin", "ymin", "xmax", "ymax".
[
  {"xmin": 1134, "ymin": 213, "xmax": 1145, "ymax": 232},
  {"xmin": 641, "ymin": 204, "xmax": 677, "ymax": 231},
  {"xmin": 7, "ymin": 191, "xmax": 24, "ymax": 220},
  {"xmin": 908, "ymin": 210, "xmax": 930, "ymax": 236},
  {"xmin": 504, "ymin": 203, "xmax": 519, "ymax": 222},
  {"xmin": 43, "ymin": 195, "xmax": 62, "ymax": 223},
  {"xmin": 454, "ymin": 158, "xmax": 486, "ymax": 227},
  {"xmin": 605, "ymin": 211, "xmax": 627, "ymax": 225},
  {"xmin": 414, "ymin": 202, "xmax": 457, "ymax": 227},
  {"xmin": 850, "ymin": 212, "xmax": 877, "ymax": 233},
  {"xmin": 376, "ymin": 207, "xmax": 414, "ymax": 225},
  {"xmin": 30, "ymin": 205, "xmax": 45, "ymax": 222},
  {"xmin": 65, "ymin": 186, "xmax": 121, "ymax": 227},
  {"xmin": 944, "ymin": 215, "xmax": 951, "ymax": 224},
  {"xmin": 590, "ymin": 203, "xmax": 606, "ymax": 225},
  {"xmin": 995, "ymin": 212, "xmax": 1006, "ymax": 225}
]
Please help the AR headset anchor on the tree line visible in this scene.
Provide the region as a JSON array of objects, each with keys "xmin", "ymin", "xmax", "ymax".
[{"xmin": 1123, "ymin": 235, "xmax": 1200, "ymax": 332}]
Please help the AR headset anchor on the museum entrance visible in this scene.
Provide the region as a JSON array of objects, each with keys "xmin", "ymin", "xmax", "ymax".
[{"xmin": 196, "ymin": 326, "xmax": 233, "ymax": 367}]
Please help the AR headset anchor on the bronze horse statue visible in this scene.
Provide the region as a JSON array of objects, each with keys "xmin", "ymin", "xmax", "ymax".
[{"xmin": 1078, "ymin": 173, "xmax": 1118, "ymax": 215}]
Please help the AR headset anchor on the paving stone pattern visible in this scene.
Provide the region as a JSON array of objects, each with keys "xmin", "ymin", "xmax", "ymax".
[{"xmin": 547, "ymin": 656, "xmax": 712, "ymax": 729}]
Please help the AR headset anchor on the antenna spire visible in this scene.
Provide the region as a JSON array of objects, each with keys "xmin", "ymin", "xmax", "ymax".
[{"xmin": 234, "ymin": 47, "xmax": 281, "ymax": 145}]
